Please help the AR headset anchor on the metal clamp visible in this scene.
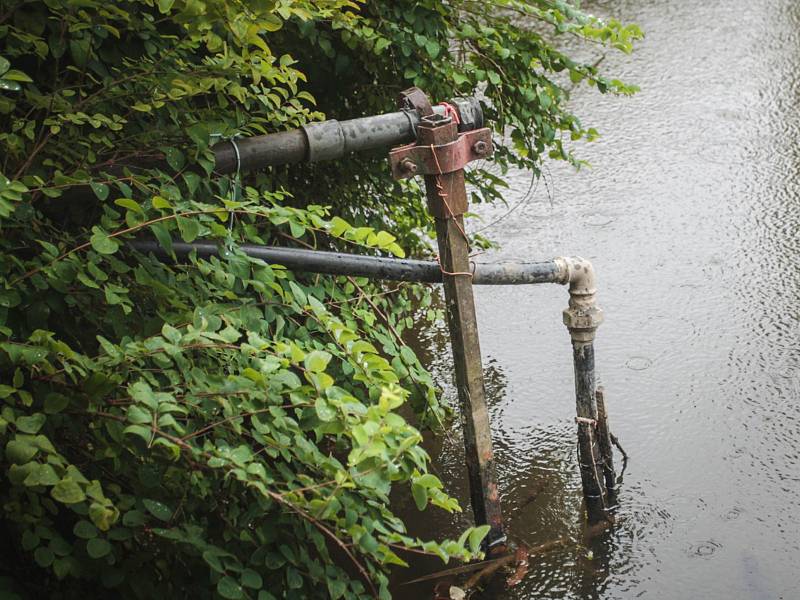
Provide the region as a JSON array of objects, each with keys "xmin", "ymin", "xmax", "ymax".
[
  {"xmin": 388, "ymin": 127, "xmax": 493, "ymax": 179},
  {"xmin": 398, "ymin": 86, "xmax": 434, "ymax": 116}
]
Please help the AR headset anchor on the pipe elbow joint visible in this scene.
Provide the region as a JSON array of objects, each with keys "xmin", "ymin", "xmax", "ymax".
[{"xmin": 556, "ymin": 256, "xmax": 604, "ymax": 343}]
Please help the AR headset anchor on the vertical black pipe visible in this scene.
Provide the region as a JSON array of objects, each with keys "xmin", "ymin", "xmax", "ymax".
[{"xmin": 572, "ymin": 341, "xmax": 607, "ymax": 524}]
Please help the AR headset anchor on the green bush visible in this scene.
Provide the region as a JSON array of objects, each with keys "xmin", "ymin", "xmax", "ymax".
[{"xmin": 0, "ymin": 1, "xmax": 639, "ymax": 597}]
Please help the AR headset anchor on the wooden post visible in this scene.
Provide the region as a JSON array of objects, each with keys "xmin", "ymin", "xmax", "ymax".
[
  {"xmin": 595, "ymin": 386, "xmax": 617, "ymax": 503},
  {"xmin": 415, "ymin": 116, "xmax": 506, "ymax": 551}
]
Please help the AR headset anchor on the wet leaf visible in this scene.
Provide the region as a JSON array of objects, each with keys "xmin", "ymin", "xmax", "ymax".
[
  {"xmin": 86, "ymin": 537, "xmax": 111, "ymax": 559},
  {"xmin": 143, "ymin": 499, "xmax": 172, "ymax": 521},
  {"xmin": 51, "ymin": 479, "xmax": 86, "ymax": 504}
]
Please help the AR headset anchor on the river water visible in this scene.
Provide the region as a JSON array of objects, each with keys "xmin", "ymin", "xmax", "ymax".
[{"xmin": 394, "ymin": 0, "xmax": 800, "ymax": 598}]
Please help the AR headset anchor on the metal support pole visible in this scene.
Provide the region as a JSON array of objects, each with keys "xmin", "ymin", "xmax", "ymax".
[{"xmin": 414, "ymin": 115, "xmax": 506, "ymax": 552}]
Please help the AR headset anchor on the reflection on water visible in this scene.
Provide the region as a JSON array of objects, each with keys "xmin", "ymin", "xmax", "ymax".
[{"xmin": 393, "ymin": 0, "xmax": 800, "ymax": 598}]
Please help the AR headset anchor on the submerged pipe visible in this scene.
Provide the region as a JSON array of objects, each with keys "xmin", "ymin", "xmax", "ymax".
[
  {"xmin": 555, "ymin": 257, "xmax": 611, "ymax": 524},
  {"xmin": 212, "ymin": 97, "xmax": 483, "ymax": 175}
]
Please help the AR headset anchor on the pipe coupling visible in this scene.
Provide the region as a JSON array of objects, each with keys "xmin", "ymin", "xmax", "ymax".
[
  {"xmin": 302, "ymin": 120, "xmax": 345, "ymax": 162},
  {"xmin": 562, "ymin": 305, "xmax": 604, "ymax": 343}
]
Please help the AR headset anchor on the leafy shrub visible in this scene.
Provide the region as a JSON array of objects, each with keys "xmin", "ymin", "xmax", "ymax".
[{"xmin": 0, "ymin": 0, "xmax": 639, "ymax": 597}]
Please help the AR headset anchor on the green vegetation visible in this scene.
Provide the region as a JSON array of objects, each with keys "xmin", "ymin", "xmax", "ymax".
[{"xmin": 0, "ymin": 0, "xmax": 639, "ymax": 597}]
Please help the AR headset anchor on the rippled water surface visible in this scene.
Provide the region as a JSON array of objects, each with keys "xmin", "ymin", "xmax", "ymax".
[{"xmin": 394, "ymin": 1, "xmax": 800, "ymax": 598}]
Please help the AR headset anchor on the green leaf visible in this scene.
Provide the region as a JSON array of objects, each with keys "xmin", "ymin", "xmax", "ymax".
[
  {"xmin": 304, "ymin": 350, "xmax": 331, "ymax": 373},
  {"xmin": 115, "ymin": 198, "xmax": 144, "ymax": 214},
  {"xmin": 286, "ymin": 567, "xmax": 302, "ymax": 589},
  {"xmin": 162, "ymin": 146, "xmax": 185, "ymax": 171},
  {"xmin": 122, "ymin": 510, "xmax": 146, "ymax": 527},
  {"xmin": 89, "ymin": 181, "xmax": 109, "ymax": 201},
  {"xmin": 123, "ymin": 424, "xmax": 152, "ymax": 443},
  {"xmin": 411, "ymin": 483, "xmax": 428, "ymax": 510},
  {"xmin": 241, "ymin": 569, "xmax": 263, "ymax": 589},
  {"xmin": 16, "ymin": 413, "xmax": 45, "ymax": 434},
  {"xmin": 0, "ymin": 79, "xmax": 21, "ymax": 92},
  {"xmin": 425, "ymin": 40, "xmax": 440, "ymax": 58},
  {"xmin": 202, "ymin": 550, "xmax": 225, "ymax": 573},
  {"xmin": 34, "ymin": 546, "xmax": 55, "ymax": 568},
  {"xmin": 21, "ymin": 529, "xmax": 39, "ymax": 551},
  {"xmin": 3, "ymin": 68, "xmax": 33, "ymax": 86},
  {"xmin": 24, "ymin": 462, "xmax": 60, "ymax": 486},
  {"xmin": 53, "ymin": 557, "xmax": 72, "ymax": 578},
  {"xmin": 51, "ymin": 479, "xmax": 86, "ymax": 504},
  {"xmin": 89, "ymin": 503, "xmax": 118, "ymax": 531},
  {"xmin": 89, "ymin": 227, "xmax": 120, "ymax": 255},
  {"xmin": 73, "ymin": 520, "xmax": 99, "ymax": 540},
  {"xmin": 86, "ymin": 537, "xmax": 112, "ymax": 559},
  {"xmin": 152, "ymin": 195, "xmax": 171, "ymax": 209},
  {"xmin": 126, "ymin": 405, "xmax": 152, "ymax": 424},
  {"xmin": 217, "ymin": 576, "xmax": 244, "ymax": 599},
  {"xmin": 176, "ymin": 216, "xmax": 200, "ymax": 243},
  {"xmin": 158, "ymin": 0, "xmax": 176, "ymax": 14},
  {"xmin": 468, "ymin": 525, "xmax": 490, "ymax": 554},
  {"xmin": 327, "ymin": 577, "xmax": 347, "ymax": 600},
  {"xmin": 314, "ymin": 397, "xmax": 336, "ymax": 422},
  {"xmin": 44, "ymin": 393, "xmax": 70, "ymax": 414},
  {"xmin": 143, "ymin": 499, "xmax": 172, "ymax": 521},
  {"xmin": 6, "ymin": 439, "xmax": 38, "ymax": 464}
]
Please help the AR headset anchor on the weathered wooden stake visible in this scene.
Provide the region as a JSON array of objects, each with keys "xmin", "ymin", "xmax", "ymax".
[
  {"xmin": 595, "ymin": 386, "xmax": 617, "ymax": 503},
  {"xmin": 414, "ymin": 115, "xmax": 506, "ymax": 551}
]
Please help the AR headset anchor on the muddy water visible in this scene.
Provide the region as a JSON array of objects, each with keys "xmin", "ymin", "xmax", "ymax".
[{"xmin": 394, "ymin": 1, "xmax": 800, "ymax": 598}]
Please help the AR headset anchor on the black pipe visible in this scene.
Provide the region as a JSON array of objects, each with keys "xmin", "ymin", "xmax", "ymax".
[
  {"xmin": 129, "ymin": 240, "xmax": 444, "ymax": 283},
  {"xmin": 212, "ymin": 97, "xmax": 484, "ymax": 174},
  {"xmin": 572, "ymin": 341, "xmax": 607, "ymax": 524},
  {"xmin": 473, "ymin": 261, "xmax": 561, "ymax": 285},
  {"xmin": 127, "ymin": 240, "xmax": 561, "ymax": 287}
]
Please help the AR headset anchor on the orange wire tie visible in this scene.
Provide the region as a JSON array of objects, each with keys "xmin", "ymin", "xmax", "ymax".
[
  {"xmin": 437, "ymin": 101, "xmax": 461, "ymax": 125},
  {"xmin": 429, "ymin": 144, "xmax": 471, "ymax": 244},
  {"xmin": 435, "ymin": 254, "xmax": 475, "ymax": 278}
]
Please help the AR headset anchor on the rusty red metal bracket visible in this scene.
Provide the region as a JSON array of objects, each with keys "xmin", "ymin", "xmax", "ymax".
[{"xmin": 388, "ymin": 125, "xmax": 493, "ymax": 180}]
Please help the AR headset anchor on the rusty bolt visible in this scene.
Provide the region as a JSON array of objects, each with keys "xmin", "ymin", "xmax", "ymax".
[
  {"xmin": 472, "ymin": 140, "xmax": 490, "ymax": 156},
  {"xmin": 400, "ymin": 158, "xmax": 418, "ymax": 175}
]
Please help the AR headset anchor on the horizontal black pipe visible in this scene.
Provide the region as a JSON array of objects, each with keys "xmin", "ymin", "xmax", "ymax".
[
  {"xmin": 212, "ymin": 97, "xmax": 483, "ymax": 174},
  {"xmin": 127, "ymin": 240, "xmax": 561, "ymax": 286}
]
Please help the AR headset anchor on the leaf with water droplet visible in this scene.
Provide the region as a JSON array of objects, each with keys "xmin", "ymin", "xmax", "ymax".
[{"xmin": 0, "ymin": 79, "xmax": 21, "ymax": 92}]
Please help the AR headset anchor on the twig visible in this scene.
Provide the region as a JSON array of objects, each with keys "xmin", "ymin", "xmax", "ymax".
[
  {"xmin": 400, "ymin": 538, "xmax": 567, "ymax": 587},
  {"xmin": 610, "ymin": 432, "xmax": 628, "ymax": 461},
  {"xmin": 462, "ymin": 538, "xmax": 566, "ymax": 590}
]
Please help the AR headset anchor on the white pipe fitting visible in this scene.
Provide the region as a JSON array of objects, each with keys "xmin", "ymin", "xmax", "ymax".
[{"xmin": 555, "ymin": 256, "xmax": 604, "ymax": 343}]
